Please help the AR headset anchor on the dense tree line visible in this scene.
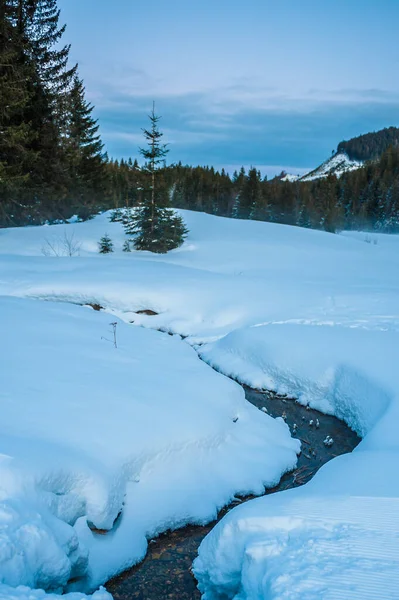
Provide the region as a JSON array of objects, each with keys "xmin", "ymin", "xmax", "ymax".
[
  {"xmin": 0, "ymin": 0, "xmax": 106, "ymax": 226},
  {"xmin": 106, "ymin": 146, "xmax": 399, "ymax": 234},
  {"xmin": 338, "ymin": 127, "xmax": 399, "ymax": 162}
]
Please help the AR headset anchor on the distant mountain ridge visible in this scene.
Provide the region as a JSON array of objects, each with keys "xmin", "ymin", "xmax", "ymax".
[
  {"xmin": 337, "ymin": 126, "xmax": 399, "ymax": 162},
  {"xmin": 293, "ymin": 126, "xmax": 399, "ymax": 182}
]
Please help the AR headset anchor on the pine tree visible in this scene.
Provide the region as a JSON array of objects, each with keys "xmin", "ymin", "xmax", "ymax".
[
  {"xmin": 98, "ymin": 234, "xmax": 113, "ymax": 254},
  {"xmin": 0, "ymin": 0, "xmax": 108, "ymax": 226},
  {"xmin": 238, "ymin": 167, "xmax": 262, "ymax": 219},
  {"xmin": 26, "ymin": 0, "xmax": 77, "ymax": 95},
  {"xmin": 0, "ymin": 0, "xmax": 28, "ymax": 218},
  {"xmin": 124, "ymin": 104, "xmax": 188, "ymax": 253},
  {"xmin": 0, "ymin": 0, "xmax": 40, "ymax": 224},
  {"xmin": 109, "ymin": 207, "xmax": 124, "ymax": 222},
  {"xmin": 22, "ymin": 0, "xmax": 78, "ymax": 219},
  {"xmin": 232, "ymin": 167, "xmax": 246, "ymax": 218},
  {"xmin": 64, "ymin": 74, "xmax": 105, "ymax": 217}
]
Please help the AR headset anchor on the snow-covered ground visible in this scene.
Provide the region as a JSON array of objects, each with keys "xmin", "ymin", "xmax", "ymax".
[
  {"xmin": 194, "ymin": 325, "xmax": 399, "ymax": 599},
  {"xmin": 300, "ymin": 152, "xmax": 362, "ymax": 181},
  {"xmin": 1, "ymin": 210, "xmax": 398, "ymax": 599}
]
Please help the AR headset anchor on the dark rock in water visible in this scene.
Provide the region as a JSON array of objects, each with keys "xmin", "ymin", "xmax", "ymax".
[{"xmin": 86, "ymin": 303, "xmax": 103, "ymax": 311}]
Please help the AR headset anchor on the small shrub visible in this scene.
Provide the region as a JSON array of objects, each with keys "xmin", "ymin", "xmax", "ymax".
[{"xmin": 98, "ymin": 234, "xmax": 114, "ymax": 254}]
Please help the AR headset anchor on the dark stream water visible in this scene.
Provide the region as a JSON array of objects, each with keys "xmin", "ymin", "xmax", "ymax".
[{"xmin": 106, "ymin": 386, "xmax": 360, "ymax": 600}]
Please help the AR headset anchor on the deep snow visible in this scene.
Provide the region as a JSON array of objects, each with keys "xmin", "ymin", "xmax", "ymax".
[
  {"xmin": 1, "ymin": 210, "xmax": 399, "ymax": 599},
  {"xmin": 194, "ymin": 324, "xmax": 399, "ymax": 598},
  {"xmin": 0, "ymin": 586, "xmax": 111, "ymax": 600},
  {"xmin": 0, "ymin": 296, "xmax": 298, "ymax": 595}
]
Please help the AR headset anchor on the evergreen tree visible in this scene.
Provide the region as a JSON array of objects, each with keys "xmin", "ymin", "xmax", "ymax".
[
  {"xmin": 98, "ymin": 234, "xmax": 113, "ymax": 253},
  {"xmin": 232, "ymin": 166, "xmax": 246, "ymax": 218},
  {"xmin": 0, "ymin": 0, "xmax": 112, "ymax": 225},
  {"xmin": 20, "ymin": 0, "xmax": 77, "ymax": 219},
  {"xmin": 0, "ymin": 1, "xmax": 36, "ymax": 223},
  {"xmin": 238, "ymin": 167, "xmax": 262, "ymax": 219},
  {"xmin": 64, "ymin": 74, "xmax": 105, "ymax": 217},
  {"xmin": 0, "ymin": 0, "xmax": 110, "ymax": 225},
  {"xmin": 109, "ymin": 207, "xmax": 124, "ymax": 222},
  {"xmin": 124, "ymin": 104, "xmax": 188, "ymax": 253}
]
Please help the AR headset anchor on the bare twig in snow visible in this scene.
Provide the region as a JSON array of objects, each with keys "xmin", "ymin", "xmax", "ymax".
[{"xmin": 41, "ymin": 230, "xmax": 82, "ymax": 257}]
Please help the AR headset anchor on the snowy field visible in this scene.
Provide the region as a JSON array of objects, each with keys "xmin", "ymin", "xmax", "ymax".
[{"xmin": 1, "ymin": 210, "xmax": 399, "ymax": 599}]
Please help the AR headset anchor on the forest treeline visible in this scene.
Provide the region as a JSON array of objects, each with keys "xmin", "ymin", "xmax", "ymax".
[
  {"xmin": 338, "ymin": 127, "xmax": 399, "ymax": 162},
  {"xmin": 1, "ymin": 0, "xmax": 399, "ymax": 234},
  {"xmin": 109, "ymin": 147, "xmax": 399, "ymax": 233}
]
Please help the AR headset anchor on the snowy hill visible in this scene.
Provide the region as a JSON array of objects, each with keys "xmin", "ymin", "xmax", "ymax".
[
  {"xmin": 0, "ymin": 211, "xmax": 399, "ymax": 599},
  {"xmin": 298, "ymin": 127, "xmax": 399, "ymax": 182},
  {"xmin": 300, "ymin": 151, "xmax": 363, "ymax": 181},
  {"xmin": 280, "ymin": 172, "xmax": 300, "ymax": 182}
]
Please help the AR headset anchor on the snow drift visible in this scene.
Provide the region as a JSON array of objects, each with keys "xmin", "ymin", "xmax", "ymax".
[
  {"xmin": 194, "ymin": 324, "xmax": 399, "ymax": 598},
  {"xmin": 0, "ymin": 295, "xmax": 298, "ymax": 595},
  {"xmin": 1, "ymin": 209, "xmax": 399, "ymax": 599}
]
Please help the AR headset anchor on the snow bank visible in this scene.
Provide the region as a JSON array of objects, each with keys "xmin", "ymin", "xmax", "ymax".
[
  {"xmin": 0, "ymin": 296, "xmax": 298, "ymax": 595},
  {"xmin": 0, "ymin": 586, "xmax": 111, "ymax": 600},
  {"xmin": 1, "ymin": 210, "xmax": 399, "ymax": 599},
  {"xmin": 194, "ymin": 323, "xmax": 399, "ymax": 598},
  {"xmin": 194, "ymin": 489, "xmax": 399, "ymax": 600},
  {"xmin": 199, "ymin": 323, "xmax": 396, "ymax": 437}
]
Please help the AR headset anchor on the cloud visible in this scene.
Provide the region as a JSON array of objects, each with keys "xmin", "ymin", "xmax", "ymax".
[{"xmin": 90, "ymin": 80, "xmax": 399, "ymax": 171}]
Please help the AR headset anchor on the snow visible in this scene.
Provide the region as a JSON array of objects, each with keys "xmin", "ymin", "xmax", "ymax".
[
  {"xmin": 191, "ymin": 248, "xmax": 399, "ymax": 597},
  {"xmin": 1, "ymin": 210, "xmax": 397, "ymax": 341},
  {"xmin": 1, "ymin": 209, "xmax": 399, "ymax": 599},
  {"xmin": 300, "ymin": 152, "xmax": 362, "ymax": 181},
  {"xmin": 280, "ymin": 173, "xmax": 299, "ymax": 182},
  {"xmin": 0, "ymin": 586, "xmax": 111, "ymax": 600},
  {"xmin": 198, "ymin": 324, "xmax": 394, "ymax": 437},
  {"xmin": 0, "ymin": 295, "xmax": 298, "ymax": 595}
]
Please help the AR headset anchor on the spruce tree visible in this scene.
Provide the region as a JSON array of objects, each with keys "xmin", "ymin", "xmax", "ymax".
[
  {"xmin": 26, "ymin": 0, "xmax": 77, "ymax": 94},
  {"xmin": 0, "ymin": 1, "xmax": 35, "ymax": 223},
  {"xmin": 0, "ymin": 0, "xmax": 108, "ymax": 225},
  {"xmin": 124, "ymin": 104, "xmax": 188, "ymax": 253},
  {"xmin": 232, "ymin": 167, "xmax": 246, "ymax": 218},
  {"xmin": 64, "ymin": 74, "xmax": 105, "ymax": 217},
  {"xmin": 22, "ymin": 0, "xmax": 77, "ymax": 219},
  {"xmin": 98, "ymin": 234, "xmax": 113, "ymax": 254},
  {"xmin": 109, "ymin": 207, "xmax": 124, "ymax": 222},
  {"xmin": 237, "ymin": 167, "xmax": 261, "ymax": 219}
]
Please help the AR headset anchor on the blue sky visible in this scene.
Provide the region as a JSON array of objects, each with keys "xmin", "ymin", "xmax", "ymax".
[{"xmin": 59, "ymin": 0, "xmax": 399, "ymax": 176}]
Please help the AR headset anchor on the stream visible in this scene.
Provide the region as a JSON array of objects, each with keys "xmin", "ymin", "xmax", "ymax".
[{"xmin": 106, "ymin": 384, "xmax": 360, "ymax": 600}]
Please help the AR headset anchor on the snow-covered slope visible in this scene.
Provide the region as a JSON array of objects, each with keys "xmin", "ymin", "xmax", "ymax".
[
  {"xmin": 280, "ymin": 173, "xmax": 299, "ymax": 182},
  {"xmin": 300, "ymin": 152, "xmax": 363, "ymax": 181},
  {"xmin": 0, "ymin": 299, "xmax": 298, "ymax": 594},
  {"xmin": 1, "ymin": 210, "xmax": 399, "ymax": 599}
]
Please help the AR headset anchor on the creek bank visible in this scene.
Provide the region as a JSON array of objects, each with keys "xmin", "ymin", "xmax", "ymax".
[{"xmin": 106, "ymin": 385, "xmax": 360, "ymax": 600}]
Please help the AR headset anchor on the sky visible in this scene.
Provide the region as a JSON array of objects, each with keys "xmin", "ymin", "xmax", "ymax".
[{"xmin": 59, "ymin": 0, "xmax": 399, "ymax": 177}]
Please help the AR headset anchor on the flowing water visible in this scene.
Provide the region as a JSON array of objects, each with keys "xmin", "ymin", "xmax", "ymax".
[{"xmin": 107, "ymin": 385, "xmax": 360, "ymax": 600}]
